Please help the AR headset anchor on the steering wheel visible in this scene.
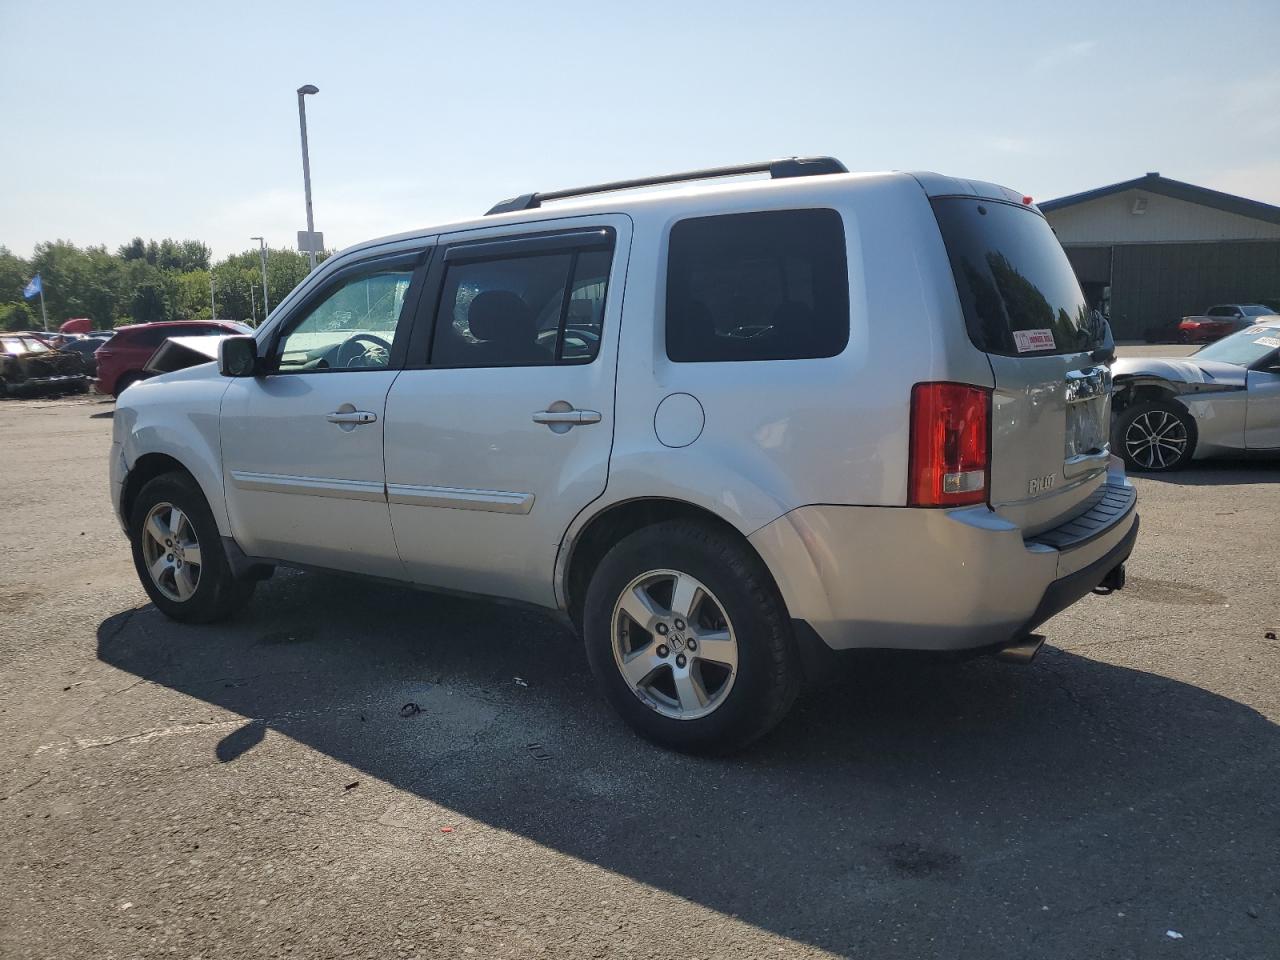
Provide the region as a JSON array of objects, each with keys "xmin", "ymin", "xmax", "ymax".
[{"xmin": 335, "ymin": 333, "xmax": 392, "ymax": 368}]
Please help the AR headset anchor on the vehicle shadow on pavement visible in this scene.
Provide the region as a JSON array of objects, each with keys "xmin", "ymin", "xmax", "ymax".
[
  {"xmin": 96, "ymin": 571, "xmax": 1280, "ymax": 958},
  {"xmin": 1134, "ymin": 458, "xmax": 1280, "ymax": 485}
]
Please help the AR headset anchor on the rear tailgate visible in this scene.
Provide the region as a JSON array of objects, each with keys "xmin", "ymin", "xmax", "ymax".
[{"xmin": 929, "ymin": 190, "xmax": 1112, "ymax": 534}]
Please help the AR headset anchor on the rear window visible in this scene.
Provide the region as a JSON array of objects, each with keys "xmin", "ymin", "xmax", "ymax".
[
  {"xmin": 666, "ymin": 209, "xmax": 849, "ymax": 362},
  {"xmin": 116, "ymin": 326, "xmax": 168, "ymax": 347},
  {"xmin": 931, "ymin": 198, "xmax": 1101, "ymax": 356}
]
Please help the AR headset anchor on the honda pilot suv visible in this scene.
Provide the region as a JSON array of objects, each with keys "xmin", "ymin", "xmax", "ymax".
[{"xmin": 110, "ymin": 158, "xmax": 1138, "ymax": 752}]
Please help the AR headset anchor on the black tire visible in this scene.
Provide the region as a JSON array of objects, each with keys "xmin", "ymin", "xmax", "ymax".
[
  {"xmin": 129, "ymin": 472, "xmax": 255, "ymax": 622},
  {"xmin": 1113, "ymin": 399, "xmax": 1197, "ymax": 472},
  {"xmin": 583, "ymin": 519, "xmax": 801, "ymax": 754}
]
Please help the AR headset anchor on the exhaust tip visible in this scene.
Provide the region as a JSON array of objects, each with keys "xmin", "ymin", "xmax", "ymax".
[{"xmin": 995, "ymin": 634, "xmax": 1046, "ymax": 665}]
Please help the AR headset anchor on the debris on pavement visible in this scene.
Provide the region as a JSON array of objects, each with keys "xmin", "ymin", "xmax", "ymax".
[
  {"xmin": 344, "ymin": 781, "xmax": 359, "ymax": 791},
  {"xmin": 527, "ymin": 742, "xmax": 552, "ymax": 761},
  {"xmin": 1166, "ymin": 930, "xmax": 1183, "ymax": 939},
  {"xmin": 399, "ymin": 702, "xmax": 422, "ymax": 718},
  {"xmin": 513, "ymin": 677, "xmax": 528, "ymax": 687}
]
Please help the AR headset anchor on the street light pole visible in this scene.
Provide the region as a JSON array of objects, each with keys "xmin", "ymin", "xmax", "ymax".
[
  {"xmin": 209, "ymin": 275, "xmax": 217, "ymax": 321},
  {"xmin": 296, "ymin": 84, "xmax": 319, "ymax": 271},
  {"xmin": 251, "ymin": 235, "xmax": 270, "ymax": 317},
  {"xmin": 248, "ymin": 282, "xmax": 257, "ymax": 326}
]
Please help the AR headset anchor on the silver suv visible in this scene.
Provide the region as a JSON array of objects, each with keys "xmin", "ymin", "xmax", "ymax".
[{"xmin": 111, "ymin": 158, "xmax": 1138, "ymax": 752}]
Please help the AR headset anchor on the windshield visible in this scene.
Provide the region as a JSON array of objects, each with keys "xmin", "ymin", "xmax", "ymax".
[
  {"xmin": 1195, "ymin": 324, "xmax": 1280, "ymax": 366},
  {"xmin": 931, "ymin": 197, "xmax": 1101, "ymax": 356},
  {"xmin": 1242, "ymin": 305, "xmax": 1276, "ymax": 317}
]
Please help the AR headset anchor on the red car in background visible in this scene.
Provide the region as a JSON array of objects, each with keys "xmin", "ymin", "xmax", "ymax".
[
  {"xmin": 94, "ymin": 320, "xmax": 250, "ymax": 397},
  {"xmin": 1178, "ymin": 304, "xmax": 1278, "ymax": 344}
]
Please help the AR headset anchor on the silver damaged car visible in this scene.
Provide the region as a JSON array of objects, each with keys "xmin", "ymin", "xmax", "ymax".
[{"xmin": 1111, "ymin": 317, "xmax": 1280, "ymax": 471}]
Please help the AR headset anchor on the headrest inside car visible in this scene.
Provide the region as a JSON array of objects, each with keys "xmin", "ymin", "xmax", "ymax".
[{"xmin": 468, "ymin": 290, "xmax": 534, "ymax": 343}]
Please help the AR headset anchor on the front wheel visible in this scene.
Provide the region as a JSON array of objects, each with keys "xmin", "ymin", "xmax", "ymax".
[
  {"xmin": 129, "ymin": 472, "xmax": 255, "ymax": 622},
  {"xmin": 1114, "ymin": 399, "xmax": 1197, "ymax": 472},
  {"xmin": 583, "ymin": 520, "xmax": 801, "ymax": 754}
]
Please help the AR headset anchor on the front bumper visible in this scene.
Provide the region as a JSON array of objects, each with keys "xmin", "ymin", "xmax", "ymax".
[
  {"xmin": 5, "ymin": 373, "xmax": 87, "ymax": 392},
  {"xmin": 750, "ymin": 473, "xmax": 1138, "ymax": 652},
  {"xmin": 110, "ymin": 441, "xmax": 128, "ymax": 535}
]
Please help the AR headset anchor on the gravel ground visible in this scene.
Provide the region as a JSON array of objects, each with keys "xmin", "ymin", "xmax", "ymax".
[{"xmin": 1, "ymin": 357, "xmax": 1277, "ymax": 959}]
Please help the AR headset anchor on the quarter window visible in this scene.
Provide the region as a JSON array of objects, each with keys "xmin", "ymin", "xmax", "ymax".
[
  {"xmin": 665, "ymin": 209, "xmax": 849, "ymax": 362},
  {"xmin": 275, "ymin": 266, "xmax": 415, "ymax": 372},
  {"xmin": 430, "ymin": 241, "xmax": 613, "ymax": 367}
]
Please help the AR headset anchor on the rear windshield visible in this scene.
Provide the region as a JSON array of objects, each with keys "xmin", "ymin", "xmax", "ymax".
[{"xmin": 931, "ymin": 197, "xmax": 1101, "ymax": 356}]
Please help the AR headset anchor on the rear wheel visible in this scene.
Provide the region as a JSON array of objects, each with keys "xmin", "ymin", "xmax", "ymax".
[
  {"xmin": 129, "ymin": 472, "xmax": 255, "ymax": 622},
  {"xmin": 1114, "ymin": 399, "xmax": 1196, "ymax": 472},
  {"xmin": 583, "ymin": 520, "xmax": 801, "ymax": 754}
]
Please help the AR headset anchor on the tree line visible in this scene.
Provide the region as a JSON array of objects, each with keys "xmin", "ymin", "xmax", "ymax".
[{"xmin": 0, "ymin": 238, "xmax": 330, "ymax": 332}]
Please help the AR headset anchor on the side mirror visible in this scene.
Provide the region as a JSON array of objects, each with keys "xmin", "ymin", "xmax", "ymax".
[
  {"xmin": 219, "ymin": 335, "xmax": 259, "ymax": 377},
  {"xmin": 1090, "ymin": 317, "xmax": 1116, "ymax": 365}
]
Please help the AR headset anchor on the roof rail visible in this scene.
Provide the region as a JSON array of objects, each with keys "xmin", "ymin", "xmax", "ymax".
[{"xmin": 485, "ymin": 156, "xmax": 848, "ymax": 216}]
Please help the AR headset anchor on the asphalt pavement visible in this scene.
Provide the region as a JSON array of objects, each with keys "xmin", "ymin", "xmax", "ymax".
[{"xmin": 1, "ymin": 357, "xmax": 1277, "ymax": 959}]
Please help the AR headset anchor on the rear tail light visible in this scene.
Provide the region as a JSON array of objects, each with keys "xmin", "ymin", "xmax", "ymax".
[{"xmin": 908, "ymin": 382, "xmax": 991, "ymax": 507}]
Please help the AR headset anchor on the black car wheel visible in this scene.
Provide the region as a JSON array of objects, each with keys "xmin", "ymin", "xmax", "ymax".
[
  {"xmin": 583, "ymin": 519, "xmax": 801, "ymax": 754},
  {"xmin": 129, "ymin": 472, "xmax": 255, "ymax": 622},
  {"xmin": 1114, "ymin": 399, "xmax": 1197, "ymax": 472}
]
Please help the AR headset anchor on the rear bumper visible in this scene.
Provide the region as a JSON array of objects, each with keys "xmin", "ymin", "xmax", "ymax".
[{"xmin": 750, "ymin": 467, "xmax": 1138, "ymax": 652}]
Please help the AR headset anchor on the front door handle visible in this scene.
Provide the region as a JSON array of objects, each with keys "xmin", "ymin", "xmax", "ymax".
[
  {"xmin": 532, "ymin": 408, "xmax": 602, "ymax": 425},
  {"xmin": 326, "ymin": 410, "xmax": 378, "ymax": 425}
]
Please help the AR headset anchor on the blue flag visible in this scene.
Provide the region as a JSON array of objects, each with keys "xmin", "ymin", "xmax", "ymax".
[{"xmin": 23, "ymin": 274, "xmax": 42, "ymax": 299}]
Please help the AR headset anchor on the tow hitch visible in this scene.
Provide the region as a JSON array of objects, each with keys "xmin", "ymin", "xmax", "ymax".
[{"xmin": 1094, "ymin": 562, "xmax": 1127, "ymax": 595}]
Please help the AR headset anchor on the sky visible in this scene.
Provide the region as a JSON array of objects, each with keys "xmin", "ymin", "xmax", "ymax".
[{"xmin": 2, "ymin": 0, "xmax": 1278, "ymax": 260}]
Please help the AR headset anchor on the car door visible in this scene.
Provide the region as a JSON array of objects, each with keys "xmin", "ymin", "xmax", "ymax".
[
  {"xmin": 383, "ymin": 217, "xmax": 630, "ymax": 606},
  {"xmin": 1245, "ymin": 356, "xmax": 1280, "ymax": 450},
  {"xmin": 220, "ymin": 247, "xmax": 430, "ymax": 577}
]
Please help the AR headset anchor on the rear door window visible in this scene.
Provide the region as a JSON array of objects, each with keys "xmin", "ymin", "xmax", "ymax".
[
  {"xmin": 122, "ymin": 327, "xmax": 168, "ymax": 348},
  {"xmin": 429, "ymin": 233, "xmax": 614, "ymax": 367},
  {"xmin": 931, "ymin": 198, "xmax": 1101, "ymax": 356},
  {"xmin": 666, "ymin": 209, "xmax": 849, "ymax": 362}
]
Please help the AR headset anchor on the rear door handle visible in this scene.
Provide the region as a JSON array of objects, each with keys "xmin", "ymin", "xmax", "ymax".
[
  {"xmin": 532, "ymin": 409, "xmax": 601, "ymax": 425},
  {"xmin": 326, "ymin": 410, "xmax": 378, "ymax": 425}
]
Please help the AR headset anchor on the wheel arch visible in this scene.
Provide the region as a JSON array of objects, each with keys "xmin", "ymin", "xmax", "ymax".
[
  {"xmin": 1112, "ymin": 375, "xmax": 1182, "ymax": 413},
  {"xmin": 121, "ymin": 453, "xmax": 199, "ymax": 529},
  {"xmin": 559, "ymin": 497, "xmax": 785, "ymax": 632},
  {"xmin": 121, "ymin": 451, "xmax": 230, "ymax": 541}
]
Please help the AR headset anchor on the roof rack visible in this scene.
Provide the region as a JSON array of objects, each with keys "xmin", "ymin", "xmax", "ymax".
[{"xmin": 485, "ymin": 156, "xmax": 848, "ymax": 216}]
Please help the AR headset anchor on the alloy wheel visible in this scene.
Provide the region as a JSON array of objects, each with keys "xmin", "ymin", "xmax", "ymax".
[
  {"xmin": 611, "ymin": 569, "xmax": 739, "ymax": 720},
  {"xmin": 1125, "ymin": 409, "xmax": 1189, "ymax": 469},
  {"xmin": 141, "ymin": 501, "xmax": 202, "ymax": 602}
]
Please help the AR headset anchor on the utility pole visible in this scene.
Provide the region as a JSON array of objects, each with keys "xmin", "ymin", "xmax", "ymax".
[
  {"xmin": 38, "ymin": 286, "xmax": 48, "ymax": 332},
  {"xmin": 248, "ymin": 282, "xmax": 257, "ymax": 326},
  {"xmin": 251, "ymin": 236, "xmax": 270, "ymax": 316},
  {"xmin": 296, "ymin": 85, "xmax": 320, "ymax": 271},
  {"xmin": 210, "ymin": 275, "xmax": 217, "ymax": 321}
]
